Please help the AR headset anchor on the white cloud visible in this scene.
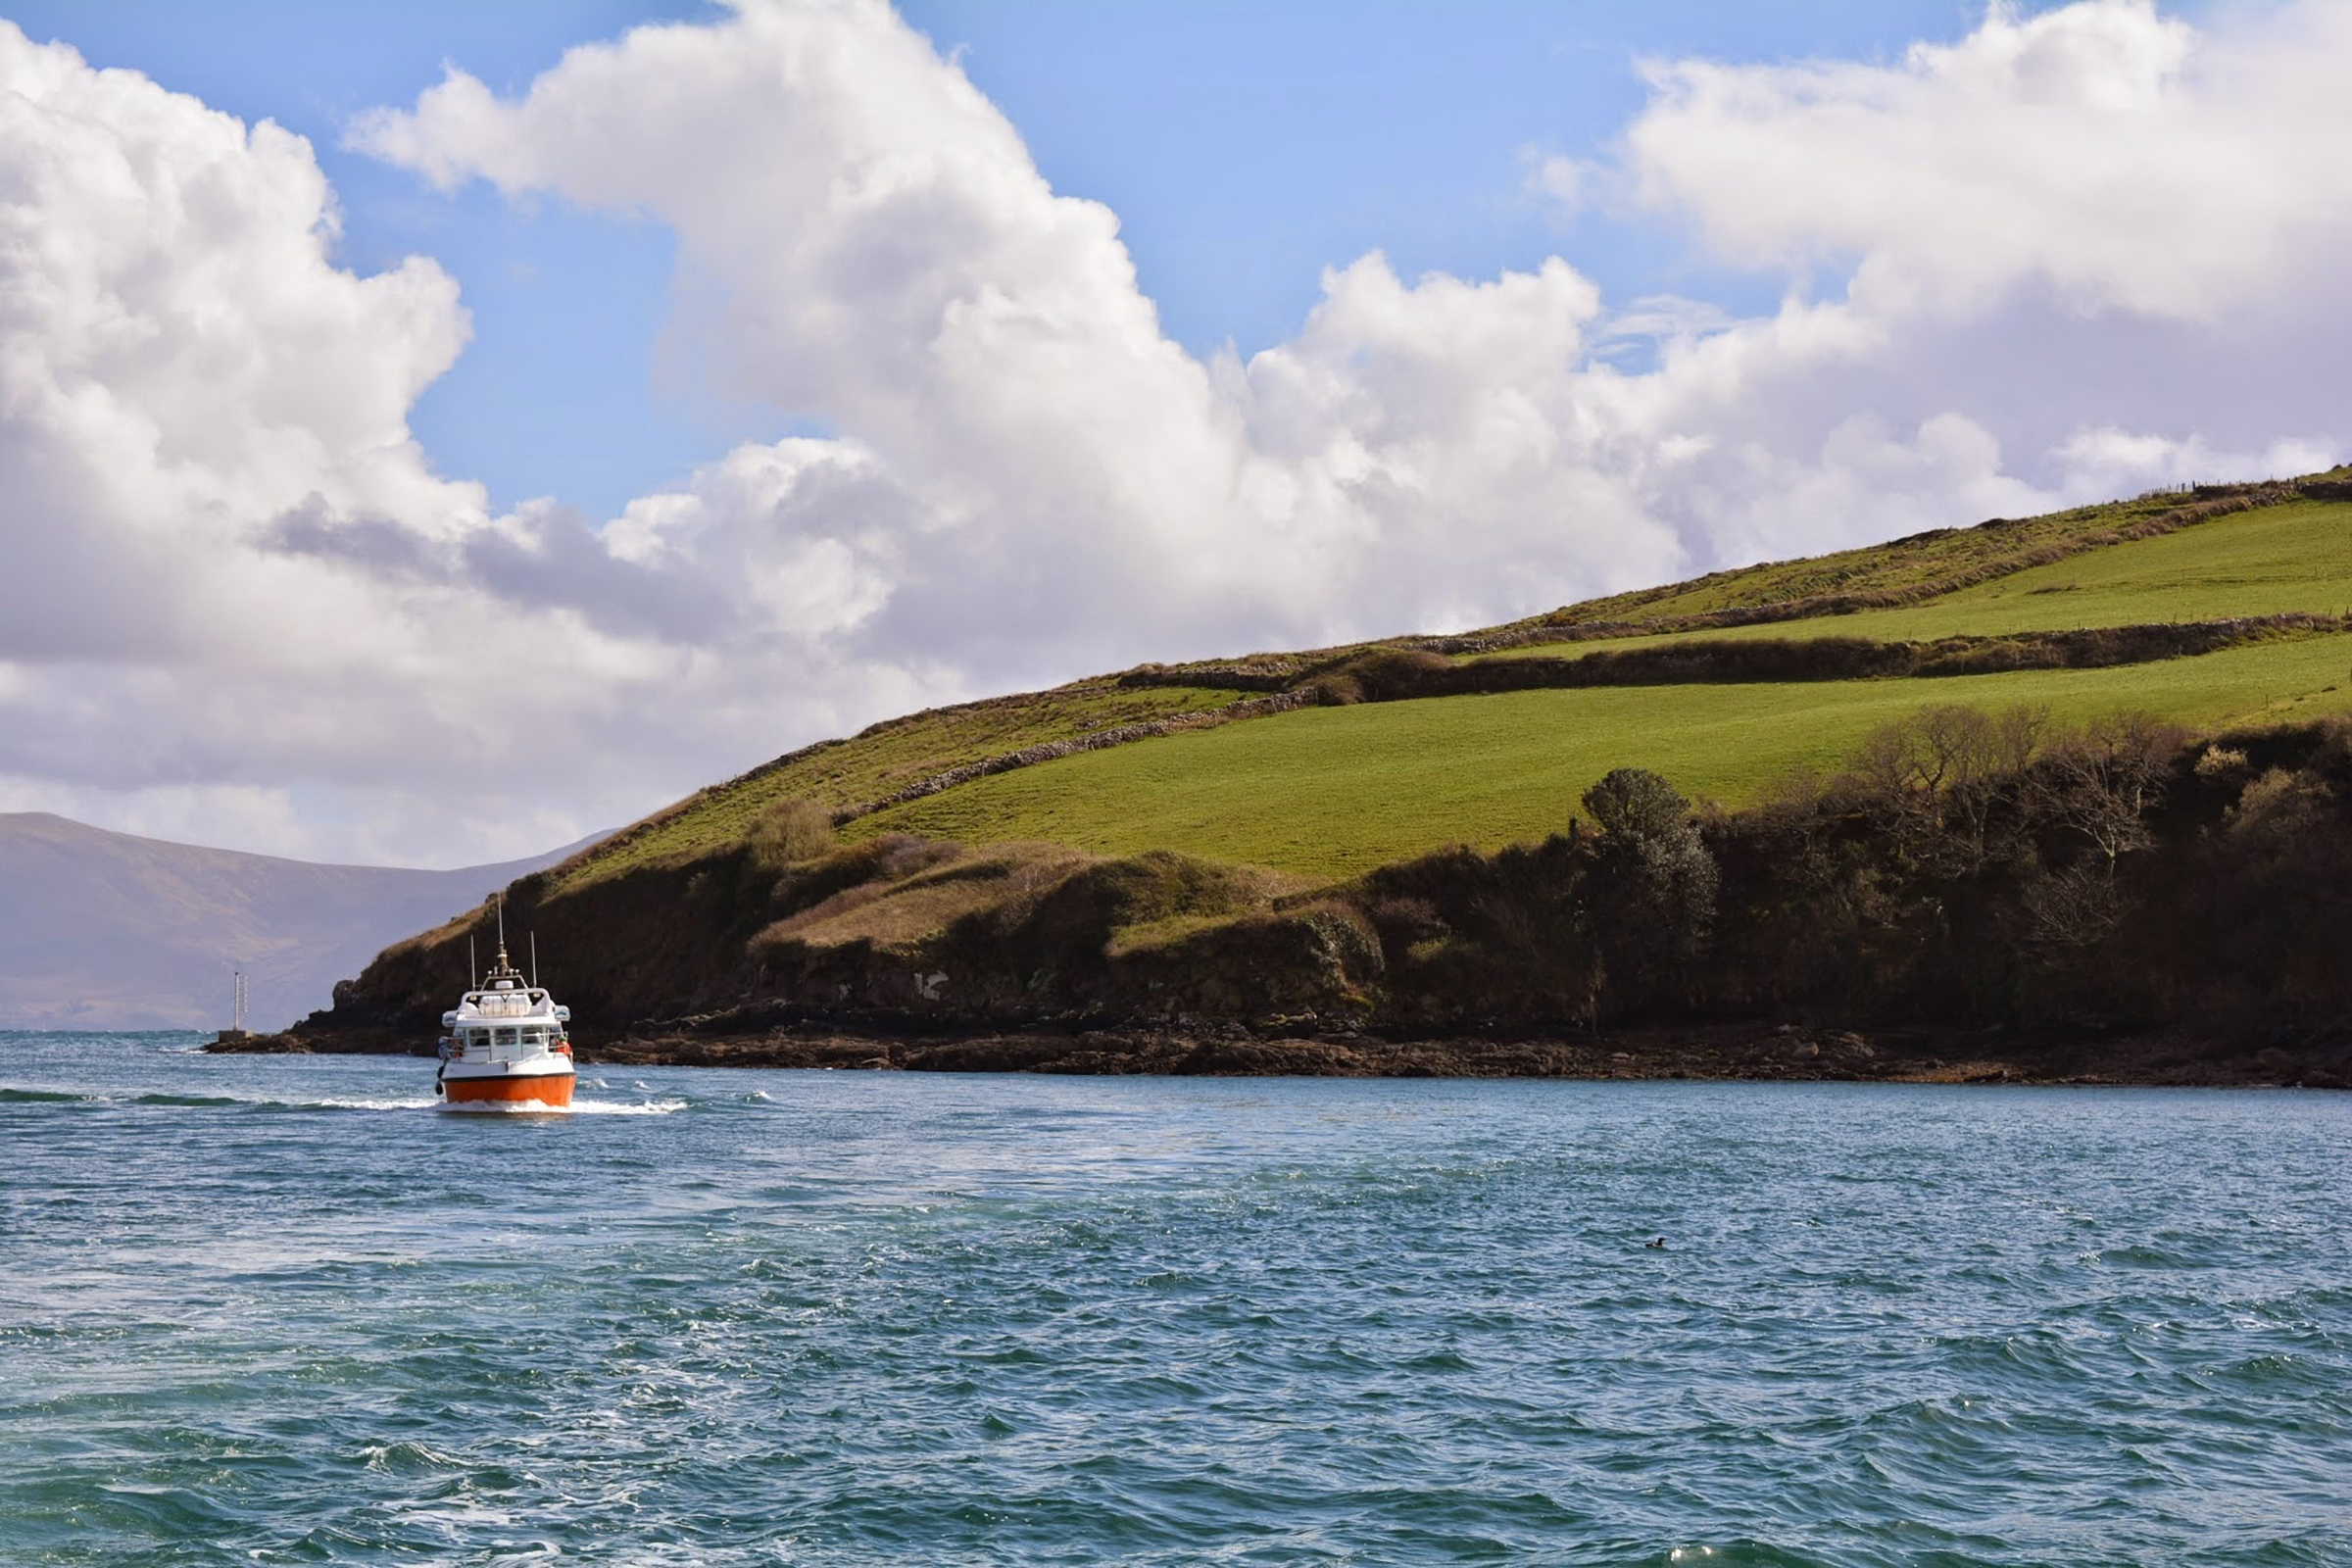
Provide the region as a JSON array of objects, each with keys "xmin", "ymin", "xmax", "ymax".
[
  {"xmin": 1620, "ymin": 0, "xmax": 2352, "ymax": 319},
  {"xmin": 2, "ymin": 1, "xmax": 2348, "ymax": 867},
  {"xmin": 2052, "ymin": 427, "xmax": 2341, "ymax": 497},
  {"xmin": 0, "ymin": 21, "xmax": 937, "ymax": 864},
  {"xmin": 1525, "ymin": 151, "xmax": 1597, "ymax": 216},
  {"xmin": 353, "ymin": 0, "xmax": 1693, "ymax": 670}
]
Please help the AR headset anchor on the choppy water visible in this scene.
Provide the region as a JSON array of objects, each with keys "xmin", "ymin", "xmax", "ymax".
[{"xmin": 2, "ymin": 1033, "xmax": 2346, "ymax": 1565}]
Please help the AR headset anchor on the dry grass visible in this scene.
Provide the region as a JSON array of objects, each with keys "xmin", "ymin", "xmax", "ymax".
[{"xmin": 755, "ymin": 841, "xmax": 1095, "ymax": 955}]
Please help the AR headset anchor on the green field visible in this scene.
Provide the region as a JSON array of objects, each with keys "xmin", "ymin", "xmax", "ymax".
[
  {"xmin": 552, "ymin": 476, "xmax": 2352, "ymax": 890},
  {"xmin": 855, "ymin": 632, "xmax": 2352, "ymax": 878},
  {"xmin": 559, "ymin": 680, "xmax": 1243, "ymax": 887},
  {"xmin": 1466, "ymin": 485, "xmax": 2230, "ymax": 634},
  {"xmin": 1471, "ymin": 499, "xmax": 2352, "ymax": 660}
]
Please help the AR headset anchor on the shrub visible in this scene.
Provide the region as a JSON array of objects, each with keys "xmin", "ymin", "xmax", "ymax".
[
  {"xmin": 2228, "ymin": 766, "xmax": 2332, "ymax": 843},
  {"xmin": 1581, "ymin": 766, "xmax": 1698, "ymax": 844},
  {"xmin": 746, "ymin": 798, "xmax": 839, "ymax": 865},
  {"xmin": 1306, "ymin": 670, "xmax": 1364, "ymax": 706}
]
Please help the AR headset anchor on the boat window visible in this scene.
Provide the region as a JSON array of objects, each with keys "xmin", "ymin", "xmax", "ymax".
[
  {"xmin": 494, "ymin": 1026, "xmax": 519, "ymax": 1049},
  {"xmin": 522, "ymin": 1027, "xmax": 546, "ymax": 1048}
]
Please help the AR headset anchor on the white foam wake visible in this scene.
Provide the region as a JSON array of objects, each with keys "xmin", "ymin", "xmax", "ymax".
[{"xmin": 434, "ymin": 1097, "xmax": 684, "ymax": 1116}]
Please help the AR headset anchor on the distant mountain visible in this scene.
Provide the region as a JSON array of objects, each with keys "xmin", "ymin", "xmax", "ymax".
[{"xmin": 0, "ymin": 813, "xmax": 601, "ymax": 1031}]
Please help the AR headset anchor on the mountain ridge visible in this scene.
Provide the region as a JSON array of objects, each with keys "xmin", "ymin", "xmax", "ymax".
[{"xmin": 0, "ymin": 812, "xmax": 601, "ymax": 1030}]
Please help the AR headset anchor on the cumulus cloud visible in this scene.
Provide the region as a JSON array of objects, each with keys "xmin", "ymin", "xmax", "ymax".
[
  {"xmin": 2, "ymin": 0, "xmax": 2348, "ymax": 865},
  {"xmin": 1620, "ymin": 0, "xmax": 2352, "ymax": 319},
  {"xmin": 352, "ymin": 0, "xmax": 1694, "ymax": 674},
  {"xmin": 1564, "ymin": 0, "xmax": 2352, "ymax": 555},
  {"xmin": 0, "ymin": 20, "xmax": 932, "ymax": 863}
]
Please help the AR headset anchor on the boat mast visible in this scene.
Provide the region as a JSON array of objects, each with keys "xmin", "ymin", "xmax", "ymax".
[{"xmin": 530, "ymin": 931, "xmax": 539, "ymax": 989}]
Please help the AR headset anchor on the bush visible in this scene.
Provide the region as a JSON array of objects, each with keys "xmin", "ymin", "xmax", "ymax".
[
  {"xmin": 1579, "ymin": 768, "xmax": 1719, "ymax": 1007},
  {"xmin": 746, "ymin": 798, "xmax": 839, "ymax": 865},
  {"xmin": 1582, "ymin": 766, "xmax": 1697, "ymax": 843}
]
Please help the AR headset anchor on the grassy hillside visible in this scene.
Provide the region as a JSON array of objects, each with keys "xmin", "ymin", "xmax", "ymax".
[
  {"xmin": 543, "ymin": 471, "xmax": 2352, "ymax": 889},
  {"xmin": 1468, "ymin": 480, "xmax": 2316, "ymax": 634},
  {"xmin": 855, "ymin": 631, "xmax": 2352, "ymax": 876},
  {"xmin": 1472, "ymin": 496, "xmax": 2352, "ymax": 660},
  {"xmin": 556, "ymin": 680, "xmax": 1247, "ymax": 889},
  {"xmin": 285, "ymin": 467, "xmax": 2352, "ymax": 1073}
]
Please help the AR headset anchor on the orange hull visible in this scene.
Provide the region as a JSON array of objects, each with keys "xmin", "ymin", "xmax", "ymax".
[{"xmin": 442, "ymin": 1071, "xmax": 574, "ymax": 1107}]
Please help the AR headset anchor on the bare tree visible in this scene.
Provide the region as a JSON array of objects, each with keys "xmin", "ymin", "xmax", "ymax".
[
  {"xmin": 2031, "ymin": 712, "xmax": 2185, "ymax": 876},
  {"xmin": 1844, "ymin": 704, "xmax": 2047, "ymax": 872}
]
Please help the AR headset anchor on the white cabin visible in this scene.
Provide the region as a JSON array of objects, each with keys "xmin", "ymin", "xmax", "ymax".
[{"xmin": 439, "ymin": 972, "xmax": 571, "ymax": 1063}]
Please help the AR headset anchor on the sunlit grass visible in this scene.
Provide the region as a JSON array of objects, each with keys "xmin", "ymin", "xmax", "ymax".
[
  {"xmin": 558, "ymin": 485, "xmax": 2352, "ymax": 891},
  {"xmin": 558, "ymin": 682, "xmax": 1242, "ymax": 888},
  {"xmin": 1475, "ymin": 499, "xmax": 2352, "ymax": 660},
  {"xmin": 855, "ymin": 632, "xmax": 2352, "ymax": 879}
]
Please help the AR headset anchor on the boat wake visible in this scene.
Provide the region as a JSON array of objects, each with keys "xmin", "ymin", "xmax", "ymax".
[
  {"xmin": 1, "ymin": 1086, "xmax": 681, "ymax": 1115},
  {"xmin": 436, "ymin": 1097, "xmax": 684, "ymax": 1116}
]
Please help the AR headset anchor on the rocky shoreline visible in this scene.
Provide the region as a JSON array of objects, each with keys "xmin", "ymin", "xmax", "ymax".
[{"xmin": 210, "ymin": 1016, "xmax": 2350, "ymax": 1090}]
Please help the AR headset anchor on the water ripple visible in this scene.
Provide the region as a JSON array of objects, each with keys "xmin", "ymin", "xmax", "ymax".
[{"xmin": 3, "ymin": 1035, "xmax": 2347, "ymax": 1564}]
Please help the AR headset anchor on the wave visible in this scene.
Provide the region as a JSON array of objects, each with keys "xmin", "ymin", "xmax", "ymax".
[
  {"xmin": 436, "ymin": 1097, "xmax": 685, "ymax": 1116},
  {"xmin": 4, "ymin": 1085, "xmax": 675, "ymax": 1115},
  {"xmin": 129, "ymin": 1090, "xmax": 445, "ymax": 1112}
]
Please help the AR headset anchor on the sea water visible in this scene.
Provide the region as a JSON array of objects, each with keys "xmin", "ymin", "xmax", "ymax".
[{"xmin": 2, "ymin": 1032, "xmax": 2346, "ymax": 1566}]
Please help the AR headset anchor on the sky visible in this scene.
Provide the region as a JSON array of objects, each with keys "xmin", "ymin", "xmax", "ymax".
[{"xmin": 0, "ymin": 0, "xmax": 2343, "ymax": 866}]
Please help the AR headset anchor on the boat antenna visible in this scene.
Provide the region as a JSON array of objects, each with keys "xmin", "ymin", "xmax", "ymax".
[
  {"xmin": 530, "ymin": 931, "xmax": 539, "ymax": 989},
  {"xmin": 468, "ymin": 933, "xmax": 476, "ymax": 988}
]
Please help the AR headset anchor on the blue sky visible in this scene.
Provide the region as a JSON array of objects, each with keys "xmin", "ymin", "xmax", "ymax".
[
  {"xmin": 9, "ymin": 0, "xmax": 2168, "ymax": 520},
  {"xmin": 0, "ymin": 0, "xmax": 2338, "ymax": 864}
]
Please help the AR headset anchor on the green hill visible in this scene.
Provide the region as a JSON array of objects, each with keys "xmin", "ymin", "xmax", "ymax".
[
  {"xmin": 852, "ymin": 632, "xmax": 2352, "ymax": 878},
  {"xmin": 567, "ymin": 472, "xmax": 2352, "ymax": 885},
  {"xmin": 271, "ymin": 469, "xmax": 2352, "ymax": 1083},
  {"xmin": 1473, "ymin": 494, "xmax": 2352, "ymax": 657}
]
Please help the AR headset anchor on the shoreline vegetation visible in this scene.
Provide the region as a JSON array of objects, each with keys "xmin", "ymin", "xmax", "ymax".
[
  {"xmin": 222, "ymin": 472, "xmax": 2352, "ymax": 1089},
  {"xmin": 218, "ymin": 704, "xmax": 2352, "ymax": 1091}
]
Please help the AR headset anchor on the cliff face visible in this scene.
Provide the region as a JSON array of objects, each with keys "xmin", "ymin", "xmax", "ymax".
[{"xmin": 275, "ymin": 717, "xmax": 2352, "ymax": 1087}]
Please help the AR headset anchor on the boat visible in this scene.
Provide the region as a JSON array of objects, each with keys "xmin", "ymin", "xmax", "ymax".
[{"xmin": 436, "ymin": 928, "xmax": 575, "ymax": 1109}]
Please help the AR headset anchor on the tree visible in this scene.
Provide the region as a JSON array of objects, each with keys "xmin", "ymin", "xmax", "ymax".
[
  {"xmin": 2030, "ymin": 712, "xmax": 2183, "ymax": 877},
  {"xmin": 1578, "ymin": 768, "xmax": 1719, "ymax": 1006},
  {"xmin": 1846, "ymin": 704, "xmax": 2045, "ymax": 873}
]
